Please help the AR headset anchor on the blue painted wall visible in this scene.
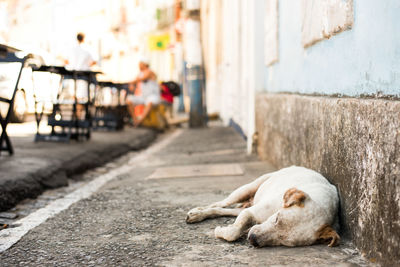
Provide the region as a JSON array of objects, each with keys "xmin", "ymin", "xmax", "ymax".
[{"xmin": 264, "ymin": 0, "xmax": 400, "ymax": 96}]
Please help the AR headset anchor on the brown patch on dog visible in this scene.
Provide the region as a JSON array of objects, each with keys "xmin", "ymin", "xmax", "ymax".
[
  {"xmin": 315, "ymin": 224, "xmax": 340, "ymax": 247},
  {"xmin": 283, "ymin": 188, "xmax": 306, "ymax": 208},
  {"xmin": 241, "ymin": 197, "xmax": 254, "ymax": 208}
]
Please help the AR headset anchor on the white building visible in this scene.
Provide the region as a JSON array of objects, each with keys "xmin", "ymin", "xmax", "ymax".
[
  {"xmin": 201, "ymin": 0, "xmax": 265, "ymax": 153},
  {"xmin": 200, "ymin": 1, "xmax": 400, "ymax": 266}
]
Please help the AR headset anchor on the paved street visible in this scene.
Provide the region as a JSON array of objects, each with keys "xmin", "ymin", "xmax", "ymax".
[
  {"xmin": 0, "ymin": 127, "xmax": 371, "ymax": 266},
  {"xmin": 0, "ymin": 121, "xmax": 156, "ymax": 211}
]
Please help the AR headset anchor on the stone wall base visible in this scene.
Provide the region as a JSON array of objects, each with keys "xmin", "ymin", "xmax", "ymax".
[{"xmin": 255, "ymin": 93, "xmax": 399, "ymax": 266}]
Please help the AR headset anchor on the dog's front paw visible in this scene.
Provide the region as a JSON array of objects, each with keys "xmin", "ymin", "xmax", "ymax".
[
  {"xmin": 186, "ymin": 207, "xmax": 206, "ymax": 223},
  {"xmin": 215, "ymin": 225, "xmax": 241, "ymax": 242},
  {"xmin": 214, "ymin": 226, "xmax": 224, "ymax": 238}
]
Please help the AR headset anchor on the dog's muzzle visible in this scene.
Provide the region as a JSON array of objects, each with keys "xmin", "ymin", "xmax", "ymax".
[{"xmin": 248, "ymin": 233, "xmax": 260, "ymax": 247}]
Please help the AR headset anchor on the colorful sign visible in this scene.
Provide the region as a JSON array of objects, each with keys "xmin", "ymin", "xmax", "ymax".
[{"xmin": 148, "ymin": 34, "xmax": 170, "ymax": 51}]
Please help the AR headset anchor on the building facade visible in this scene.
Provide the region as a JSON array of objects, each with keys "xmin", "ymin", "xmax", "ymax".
[
  {"xmin": 201, "ymin": 0, "xmax": 265, "ymax": 152},
  {"xmin": 1, "ymin": 0, "xmax": 161, "ymax": 82},
  {"xmin": 201, "ymin": 0, "xmax": 400, "ymax": 265}
]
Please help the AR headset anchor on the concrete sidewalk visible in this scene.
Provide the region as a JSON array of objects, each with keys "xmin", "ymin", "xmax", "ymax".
[
  {"xmin": 0, "ymin": 126, "xmax": 371, "ymax": 266},
  {"xmin": 0, "ymin": 122, "xmax": 156, "ymax": 211}
]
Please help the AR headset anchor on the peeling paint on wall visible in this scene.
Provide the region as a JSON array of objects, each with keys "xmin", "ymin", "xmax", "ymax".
[
  {"xmin": 264, "ymin": 0, "xmax": 278, "ymax": 66},
  {"xmin": 265, "ymin": 0, "xmax": 400, "ymax": 97},
  {"xmin": 302, "ymin": 0, "xmax": 353, "ymax": 48}
]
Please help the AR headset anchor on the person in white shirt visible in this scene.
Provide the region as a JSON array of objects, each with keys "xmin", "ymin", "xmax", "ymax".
[
  {"xmin": 64, "ymin": 33, "xmax": 97, "ymax": 118},
  {"xmin": 65, "ymin": 33, "xmax": 96, "ymax": 71}
]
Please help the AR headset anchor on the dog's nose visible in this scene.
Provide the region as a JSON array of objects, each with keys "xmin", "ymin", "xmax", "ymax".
[{"xmin": 248, "ymin": 233, "xmax": 260, "ymax": 247}]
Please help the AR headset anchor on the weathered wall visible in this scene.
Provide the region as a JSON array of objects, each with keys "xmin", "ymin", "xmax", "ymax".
[
  {"xmin": 265, "ymin": 0, "xmax": 400, "ymax": 96},
  {"xmin": 264, "ymin": 0, "xmax": 278, "ymax": 66},
  {"xmin": 201, "ymin": 0, "xmax": 265, "ymax": 152},
  {"xmin": 256, "ymin": 93, "xmax": 400, "ymax": 266},
  {"xmin": 301, "ymin": 0, "xmax": 353, "ymax": 48}
]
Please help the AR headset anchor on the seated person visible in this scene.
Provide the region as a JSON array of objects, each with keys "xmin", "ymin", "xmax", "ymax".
[{"xmin": 126, "ymin": 58, "xmax": 161, "ymax": 127}]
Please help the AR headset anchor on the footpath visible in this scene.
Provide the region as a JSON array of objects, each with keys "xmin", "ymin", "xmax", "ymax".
[
  {"xmin": 0, "ymin": 122, "xmax": 156, "ymax": 211},
  {"xmin": 0, "ymin": 126, "xmax": 371, "ymax": 266}
]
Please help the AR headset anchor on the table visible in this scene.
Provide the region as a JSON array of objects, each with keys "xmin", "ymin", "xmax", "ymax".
[
  {"xmin": 93, "ymin": 81, "xmax": 128, "ymax": 131},
  {"xmin": 32, "ymin": 65, "xmax": 100, "ymax": 142}
]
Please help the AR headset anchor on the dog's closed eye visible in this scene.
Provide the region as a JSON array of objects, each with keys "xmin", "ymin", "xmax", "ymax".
[{"xmin": 274, "ymin": 213, "xmax": 281, "ymax": 225}]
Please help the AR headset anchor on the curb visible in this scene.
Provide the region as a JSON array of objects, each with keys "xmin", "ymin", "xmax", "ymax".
[{"xmin": 0, "ymin": 130, "xmax": 157, "ymax": 211}]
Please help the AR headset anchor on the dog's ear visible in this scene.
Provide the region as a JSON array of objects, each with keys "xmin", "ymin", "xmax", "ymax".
[
  {"xmin": 315, "ymin": 224, "xmax": 340, "ymax": 247},
  {"xmin": 283, "ymin": 188, "xmax": 306, "ymax": 208}
]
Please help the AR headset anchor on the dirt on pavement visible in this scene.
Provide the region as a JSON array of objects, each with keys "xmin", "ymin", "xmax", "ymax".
[{"xmin": 0, "ymin": 127, "xmax": 371, "ymax": 266}]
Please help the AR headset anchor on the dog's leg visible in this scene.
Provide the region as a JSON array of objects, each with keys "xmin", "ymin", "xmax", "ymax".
[
  {"xmin": 186, "ymin": 171, "xmax": 274, "ymax": 223},
  {"xmin": 214, "ymin": 208, "xmax": 256, "ymax": 242},
  {"xmin": 209, "ymin": 172, "xmax": 273, "ymax": 208},
  {"xmin": 186, "ymin": 207, "xmax": 243, "ymax": 223}
]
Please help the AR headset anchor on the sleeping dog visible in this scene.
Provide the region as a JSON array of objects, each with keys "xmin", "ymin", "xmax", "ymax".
[{"xmin": 186, "ymin": 166, "xmax": 340, "ymax": 247}]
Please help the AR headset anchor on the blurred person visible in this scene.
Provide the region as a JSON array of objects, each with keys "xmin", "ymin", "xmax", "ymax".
[
  {"xmin": 64, "ymin": 33, "xmax": 97, "ymax": 119},
  {"xmin": 127, "ymin": 58, "xmax": 161, "ymax": 127},
  {"xmin": 160, "ymin": 81, "xmax": 181, "ymax": 120},
  {"xmin": 160, "ymin": 82, "xmax": 174, "ymax": 104},
  {"xmin": 65, "ymin": 32, "xmax": 96, "ymax": 71}
]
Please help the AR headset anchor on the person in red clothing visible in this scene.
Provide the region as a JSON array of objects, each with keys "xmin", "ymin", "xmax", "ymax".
[
  {"xmin": 160, "ymin": 82, "xmax": 174, "ymax": 104},
  {"xmin": 160, "ymin": 82, "xmax": 178, "ymax": 121}
]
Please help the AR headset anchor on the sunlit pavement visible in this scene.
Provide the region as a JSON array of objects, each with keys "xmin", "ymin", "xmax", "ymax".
[
  {"xmin": 6, "ymin": 121, "xmax": 50, "ymax": 137},
  {"xmin": 0, "ymin": 119, "xmax": 156, "ymax": 211},
  {"xmin": 0, "ymin": 126, "xmax": 371, "ymax": 266}
]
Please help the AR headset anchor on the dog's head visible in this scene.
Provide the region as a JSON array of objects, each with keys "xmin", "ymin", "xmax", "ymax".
[{"xmin": 247, "ymin": 187, "xmax": 340, "ymax": 247}]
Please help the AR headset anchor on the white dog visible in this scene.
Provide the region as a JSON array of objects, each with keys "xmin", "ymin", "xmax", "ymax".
[{"xmin": 186, "ymin": 166, "xmax": 340, "ymax": 247}]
